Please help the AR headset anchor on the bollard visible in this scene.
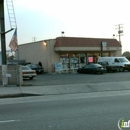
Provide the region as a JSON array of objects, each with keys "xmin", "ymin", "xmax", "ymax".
[{"xmin": 2, "ymin": 65, "xmax": 8, "ymax": 86}]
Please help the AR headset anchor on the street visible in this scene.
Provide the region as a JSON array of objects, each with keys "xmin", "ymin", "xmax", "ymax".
[
  {"xmin": 0, "ymin": 72, "xmax": 130, "ymax": 130},
  {"xmin": 0, "ymin": 92, "xmax": 130, "ymax": 130}
]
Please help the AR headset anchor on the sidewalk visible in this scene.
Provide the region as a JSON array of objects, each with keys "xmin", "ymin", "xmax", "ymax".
[{"xmin": 0, "ymin": 81, "xmax": 130, "ymax": 98}]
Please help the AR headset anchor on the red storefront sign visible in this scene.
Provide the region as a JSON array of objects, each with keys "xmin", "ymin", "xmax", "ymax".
[{"xmin": 88, "ymin": 57, "xmax": 93, "ymax": 63}]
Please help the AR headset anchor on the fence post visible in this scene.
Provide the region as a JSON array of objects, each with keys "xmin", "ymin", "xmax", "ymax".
[{"xmin": 2, "ymin": 65, "xmax": 8, "ymax": 86}]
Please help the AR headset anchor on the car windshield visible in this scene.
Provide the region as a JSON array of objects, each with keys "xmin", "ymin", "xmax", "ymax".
[
  {"xmin": 22, "ymin": 66, "xmax": 31, "ymax": 70},
  {"xmin": 29, "ymin": 64, "xmax": 41, "ymax": 68},
  {"xmin": 90, "ymin": 64, "xmax": 102, "ymax": 67},
  {"xmin": 119, "ymin": 58, "xmax": 129, "ymax": 62}
]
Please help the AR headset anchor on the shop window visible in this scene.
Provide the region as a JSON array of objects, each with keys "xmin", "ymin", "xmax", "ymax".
[
  {"xmin": 60, "ymin": 54, "xmax": 68, "ymax": 58},
  {"xmin": 80, "ymin": 57, "xmax": 85, "ymax": 63},
  {"xmin": 60, "ymin": 53, "xmax": 69, "ymax": 70},
  {"xmin": 70, "ymin": 54, "xmax": 79, "ymax": 69},
  {"xmin": 88, "ymin": 57, "xmax": 93, "ymax": 63}
]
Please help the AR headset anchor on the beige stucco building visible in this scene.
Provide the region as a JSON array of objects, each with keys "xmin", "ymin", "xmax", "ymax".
[{"xmin": 17, "ymin": 37, "xmax": 122, "ymax": 72}]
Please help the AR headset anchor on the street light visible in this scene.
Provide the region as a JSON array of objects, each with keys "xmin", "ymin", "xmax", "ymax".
[{"xmin": 43, "ymin": 41, "xmax": 47, "ymax": 47}]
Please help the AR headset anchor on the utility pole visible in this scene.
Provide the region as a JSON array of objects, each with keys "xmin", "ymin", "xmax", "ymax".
[
  {"xmin": 0, "ymin": 0, "xmax": 6, "ymax": 64},
  {"xmin": 32, "ymin": 37, "xmax": 37, "ymax": 42},
  {"xmin": 0, "ymin": 0, "xmax": 14, "ymax": 64},
  {"xmin": 115, "ymin": 24, "xmax": 124, "ymax": 44}
]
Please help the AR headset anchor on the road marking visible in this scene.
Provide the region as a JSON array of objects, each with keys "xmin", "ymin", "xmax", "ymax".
[{"xmin": 0, "ymin": 119, "xmax": 21, "ymax": 123}]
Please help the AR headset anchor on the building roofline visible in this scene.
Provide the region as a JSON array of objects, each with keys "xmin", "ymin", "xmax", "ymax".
[
  {"xmin": 56, "ymin": 36, "xmax": 116, "ymax": 40},
  {"xmin": 18, "ymin": 39, "xmax": 55, "ymax": 46}
]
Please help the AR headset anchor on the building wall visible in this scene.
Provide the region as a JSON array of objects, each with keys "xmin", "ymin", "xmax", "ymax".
[
  {"xmin": 44, "ymin": 39, "xmax": 59, "ymax": 72},
  {"xmin": 116, "ymin": 50, "xmax": 122, "ymax": 56},
  {"xmin": 18, "ymin": 39, "xmax": 59, "ymax": 72}
]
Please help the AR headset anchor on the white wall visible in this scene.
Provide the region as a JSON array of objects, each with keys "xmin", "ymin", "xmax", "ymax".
[{"xmin": 17, "ymin": 39, "xmax": 59, "ymax": 72}]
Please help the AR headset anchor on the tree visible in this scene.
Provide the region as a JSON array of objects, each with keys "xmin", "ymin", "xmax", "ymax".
[{"xmin": 122, "ymin": 51, "xmax": 130, "ymax": 57}]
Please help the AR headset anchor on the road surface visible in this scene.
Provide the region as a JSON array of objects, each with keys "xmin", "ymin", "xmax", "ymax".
[{"xmin": 0, "ymin": 91, "xmax": 129, "ymax": 130}]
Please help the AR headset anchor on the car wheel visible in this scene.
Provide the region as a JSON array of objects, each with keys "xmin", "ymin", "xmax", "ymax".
[
  {"xmin": 29, "ymin": 77, "xmax": 34, "ymax": 80},
  {"xmin": 91, "ymin": 70, "xmax": 94, "ymax": 74},
  {"xmin": 112, "ymin": 70, "xmax": 116, "ymax": 72},
  {"xmin": 94, "ymin": 71, "xmax": 97, "ymax": 74},
  {"xmin": 107, "ymin": 70, "xmax": 110, "ymax": 73},
  {"xmin": 77, "ymin": 70, "xmax": 80, "ymax": 73},
  {"xmin": 119, "ymin": 67, "xmax": 124, "ymax": 72}
]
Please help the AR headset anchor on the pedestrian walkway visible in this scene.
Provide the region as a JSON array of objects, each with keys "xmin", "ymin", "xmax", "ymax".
[{"xmin": 0, "ymin": 81, "xmax": 130, "ymax": 98}]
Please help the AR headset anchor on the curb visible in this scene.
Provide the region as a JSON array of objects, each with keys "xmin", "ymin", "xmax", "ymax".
[{"xmin": 0, "ymin": 93, "xmax": 41, "ymax": 99}]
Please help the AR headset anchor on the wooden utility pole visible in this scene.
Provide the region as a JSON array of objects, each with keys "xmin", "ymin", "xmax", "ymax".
[
  {"xmin": 115, "ymin": 24, "xmax": 124, "ymax": 44},
  {"xmin": 32, "ymin": 37, "xmax": 37, "ymax": 42}
]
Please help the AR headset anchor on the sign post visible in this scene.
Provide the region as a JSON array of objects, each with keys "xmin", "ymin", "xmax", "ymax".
[{"xmin": 101, "ymin": 42, "xmax": 107, "ymax": 57}]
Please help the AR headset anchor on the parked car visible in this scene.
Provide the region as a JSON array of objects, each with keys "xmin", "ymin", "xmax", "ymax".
[
  {"xmin": 26, "ymin": 64, "xmax": 44, "ymax": 74},
  {"xmin": 77, "ymin": 63, "xmax": 106, "ymax": 74},
  {"xmin": 98, "ymin": 62, "xmax": 119, "ymax": 72},
  {"xmin": 22, "ymin": 66, "xmax": 37, "ymax": 80}
]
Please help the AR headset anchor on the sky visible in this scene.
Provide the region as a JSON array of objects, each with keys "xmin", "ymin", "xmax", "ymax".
[{"xmin": 2, "ymin": 0, "xmax": 130, "ymax": 53}]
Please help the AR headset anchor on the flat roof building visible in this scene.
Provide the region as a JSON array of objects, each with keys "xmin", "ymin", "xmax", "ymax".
[{"xmin": 17, "ymin": 37, "xmax": 122, "ymax": 72}]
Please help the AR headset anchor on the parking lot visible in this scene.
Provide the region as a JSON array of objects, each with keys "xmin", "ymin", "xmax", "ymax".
[{"xmin": 23, "ymin": 71, "xmax": 130, "ymax": 86}]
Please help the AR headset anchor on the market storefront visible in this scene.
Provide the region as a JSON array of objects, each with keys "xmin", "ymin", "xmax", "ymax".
[
  {"xmin": 54, "ymin": 37, "xmax": 122, "ymax": 72},
  {"xmin": 18, "ymin": 36, "xmax": 122, "ymax": 73},
  {"xmin": 59, "ymin": 52, "xmax": 111, "ymax": 71}
]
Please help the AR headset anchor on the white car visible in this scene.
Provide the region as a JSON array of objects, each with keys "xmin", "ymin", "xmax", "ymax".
[{"xmin": 22, "ymin": 66, "xmax": 37, "ymax": 80}]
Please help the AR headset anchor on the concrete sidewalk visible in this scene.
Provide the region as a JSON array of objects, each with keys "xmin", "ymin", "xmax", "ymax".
[{"xmin": 0, "ymin": 81, "xmax": 130, "ymax": 98}]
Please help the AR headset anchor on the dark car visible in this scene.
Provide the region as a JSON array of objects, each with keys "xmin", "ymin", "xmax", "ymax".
[
  {"xmin": 77, "ymin": 63, "xmax": 106, "ymax": 74},
  {"xmin": 98, "ymin": 62, "xmax": 119, "ymax": 72},
  {"xmin": 26, "ymin": 64, "xmax": 44, "ymax": 74}
]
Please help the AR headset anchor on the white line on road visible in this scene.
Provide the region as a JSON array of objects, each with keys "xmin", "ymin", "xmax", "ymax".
[{"xmin": 0, "ymin": 119, "xmax": 21, "ymax": 123}]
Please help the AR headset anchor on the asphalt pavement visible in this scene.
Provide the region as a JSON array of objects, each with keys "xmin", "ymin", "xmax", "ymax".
[
  {"xmin": 1, "ymin": 94, "xmax": 130, "ymax": 130},
  {"xmin": 1, "ymin": 80, "xmax": 130, "ymax": 98},
  {"xmin": 1, "ymin": 80, "xmax": 130, "ymax": 130}
]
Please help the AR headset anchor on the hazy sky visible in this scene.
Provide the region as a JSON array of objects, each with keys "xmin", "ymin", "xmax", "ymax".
[{"xmin": 3, "ymin": 0, "xmax": 130, "ymax": 53}]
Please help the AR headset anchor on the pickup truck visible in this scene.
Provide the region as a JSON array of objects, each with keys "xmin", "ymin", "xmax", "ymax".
[{"xmin": 98, "ymin": 62, "xmax": 119, "ymax": 72}]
